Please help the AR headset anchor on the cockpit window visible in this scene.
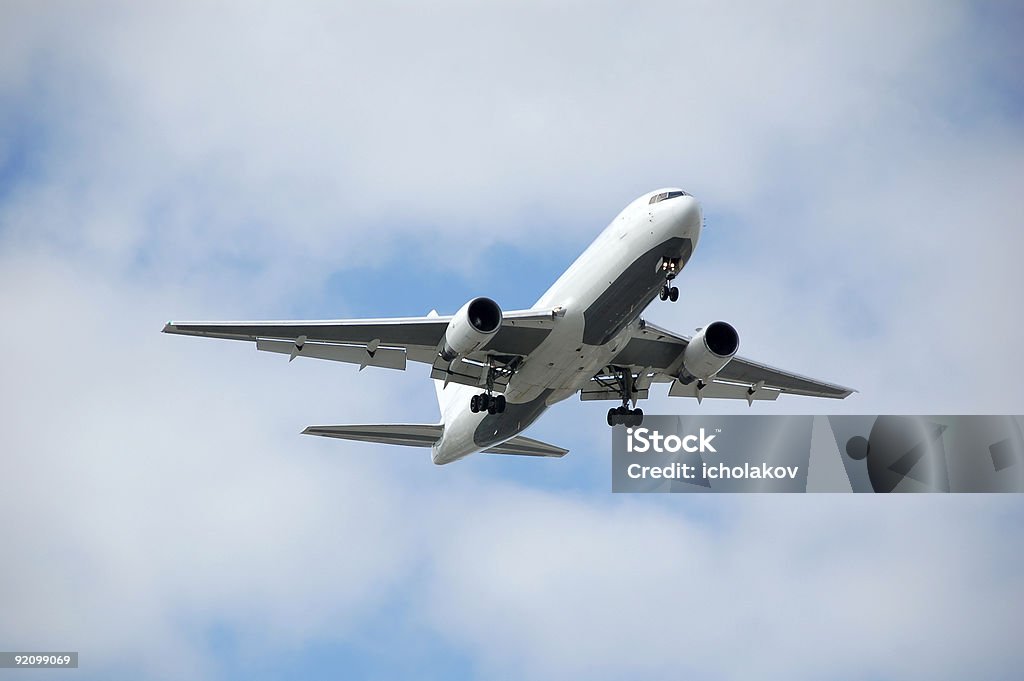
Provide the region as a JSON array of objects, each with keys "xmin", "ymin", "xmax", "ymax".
[{"xmin": 649, "ymin": 190, "xmax": 688, "ymax": 205}]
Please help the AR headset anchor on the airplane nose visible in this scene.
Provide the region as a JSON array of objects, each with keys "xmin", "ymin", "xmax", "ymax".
[
  {"xmin": 647, "ymin": 190, "xmax": 701, "ymax": 239},
  {"xmin": 683, "ymin": 194, "xmax": 701, "ymax": 219},
  {"xmin": 674, "ymin": 195, "xmax": 702, "ymax": 235}
]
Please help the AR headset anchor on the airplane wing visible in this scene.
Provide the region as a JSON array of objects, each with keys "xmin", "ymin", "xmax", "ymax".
[
  {"xmin": 607, "ymin": 320, "xmax": 854, "ymax": 402},
  {"xmin": 163, "ymin": 309, "xmax": 559, "ymax": 390}
]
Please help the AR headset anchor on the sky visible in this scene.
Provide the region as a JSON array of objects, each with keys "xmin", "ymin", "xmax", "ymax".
[{"xmin": 1, "ymin": 1, "xmax": 1023, "ymax": 679}]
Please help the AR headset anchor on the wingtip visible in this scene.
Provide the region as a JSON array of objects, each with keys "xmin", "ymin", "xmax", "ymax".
[{"xmin": 162, "ymin": 322, "xmax": 175, "ymax": 334}]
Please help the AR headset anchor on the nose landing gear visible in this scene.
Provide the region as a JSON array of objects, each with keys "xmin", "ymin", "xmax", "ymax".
[{"xmin": 658, "ymin": 256, "xmax": 680, "ymax": 302}]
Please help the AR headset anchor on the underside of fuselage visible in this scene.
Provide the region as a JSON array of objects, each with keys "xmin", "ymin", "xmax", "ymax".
[
  {"xmin": 581, "ymin": 235, "xmax": 693, "ymax": 346},
  {"xmin": 431, "ymin": 191, "xmax": 702, "ymax": 463}
]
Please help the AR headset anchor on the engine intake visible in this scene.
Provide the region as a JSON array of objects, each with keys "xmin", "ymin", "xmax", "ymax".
[
  {"xmin": 440, "ymin": 297, "xmax": 503, "ymax": 361},
  {"xmin": 680, "ymin": 321, "xmax": 739, "ymax": 382}
]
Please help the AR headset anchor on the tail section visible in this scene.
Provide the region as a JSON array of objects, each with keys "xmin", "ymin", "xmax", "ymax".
[
  {"xmin": 428, "ymin": 308, "xmax": 463, "ymax": 418},
  {"xmin": 306, "ymin": 309, "xmax": 567, "ymax": 460},
  {"xmin": 432, "ymin": 378, "xmax": 463, "ymax": 417}
]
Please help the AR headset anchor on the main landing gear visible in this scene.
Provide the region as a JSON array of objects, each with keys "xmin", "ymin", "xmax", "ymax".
[
  {"xmin": 470, "ymin": 359, "xmax": 508, "ymax": 414},
  {"xmin": 607, "ymin": 405, "xmax": 643, "ymax": 427},
  {"xmin": 659, "ymin": 256, "xmax": 680, "ymax": 302},
  {"xmin": 606, "ymin": 366, "xmax": 644, "ymax": 427},
  {"xmin": 471, "ymin": 392, "xmax": 507, "ymax": 414}
]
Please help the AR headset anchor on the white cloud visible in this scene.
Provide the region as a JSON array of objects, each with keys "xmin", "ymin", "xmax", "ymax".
[
  {"xmin": 0, "ymin": 254, "xmax": 426, "ymax": 676},
  {"xmin": 420, "ymin": 489, "xmax": 1023, "ymax": 681}
]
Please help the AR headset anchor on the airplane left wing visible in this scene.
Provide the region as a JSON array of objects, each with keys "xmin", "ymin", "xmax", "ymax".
[
  {"xmin": 608, "ymin": 320, "xmax": 854, "ymax": 402},
  {"xmin": 162, "ymin": 309, "xmax": 559, "ymax": 382}
]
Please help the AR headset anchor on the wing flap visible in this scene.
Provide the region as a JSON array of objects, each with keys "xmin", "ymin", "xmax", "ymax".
[
  {"xmin": 256, "ymin": 339, "xmax": 407, "ymax": 370},
  {"xmin": 668, "ymin": 380, "xmax": 780, "ymax": 401},
  {"xmin": 714, "ymin": 358, "xmax": 853, "ymax": 398},
  {"xmin": 581, "ymin": 386, "xmax": 650, "ymax": 402}
]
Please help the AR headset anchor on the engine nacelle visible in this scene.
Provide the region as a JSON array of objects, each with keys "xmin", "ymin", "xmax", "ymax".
[
  {"xmin": 680, "ymin": 321, "xmax": 739, "ymax": 382},
  {"xmin": 440, "ymin": 297, "xmax": 503, "ymax": 361}
]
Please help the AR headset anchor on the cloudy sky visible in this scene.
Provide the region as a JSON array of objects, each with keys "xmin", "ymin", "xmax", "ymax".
[{"xmin": 1, "ymin": 1, "xmax": 1022, "ymax": 679}]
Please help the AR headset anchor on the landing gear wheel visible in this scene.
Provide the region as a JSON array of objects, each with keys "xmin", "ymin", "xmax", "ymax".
[
  {"xmin": 608, "ymin": 405, "xmax": 644, "ymax": 427},
  {"xmin": 473, "ymin": 392, "xmax": 507, "ymax": 415},
  {"xmin": 659, "ymin": 286, "xmax": 669, "ymax": 301},
  {"xmin": 668, "ymin": 287, "xmax": 679, "ymax": 302}
]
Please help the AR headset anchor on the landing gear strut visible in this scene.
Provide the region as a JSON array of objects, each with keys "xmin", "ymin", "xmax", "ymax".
[
  {"xmin": 606, "ymin": 367, "xmax": 643, "ymax": 427},
  {"xmin": 470, "ymin": 359, "xmax": 508, "ymax": 414},
  {"xmin": 659, "ymin": 256, "xmax": 680, "ymax": 302}
]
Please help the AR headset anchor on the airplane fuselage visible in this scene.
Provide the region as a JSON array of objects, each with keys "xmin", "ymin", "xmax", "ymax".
[{"xmin": 432, "ymin": 189, "xmax": 702, "ymax": 463}]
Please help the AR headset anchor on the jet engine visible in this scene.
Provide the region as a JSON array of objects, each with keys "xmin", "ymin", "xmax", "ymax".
[
  {"xmin": 439, "ymin": 297, "xmax": 503, "ymax": 361},
  {"xmin": 680, "ymin": 321, "xmax": 739, "ymax": 382}
]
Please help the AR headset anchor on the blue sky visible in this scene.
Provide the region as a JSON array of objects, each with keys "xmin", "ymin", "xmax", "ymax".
[{"xmin": 1, "ymin": 2, "xmax": 1023, "ymax": 680}]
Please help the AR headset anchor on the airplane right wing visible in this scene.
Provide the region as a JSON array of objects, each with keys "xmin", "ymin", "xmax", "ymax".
[{"xmin": 607, "ymin": 320, "xmax": 854, "ymax": 402}]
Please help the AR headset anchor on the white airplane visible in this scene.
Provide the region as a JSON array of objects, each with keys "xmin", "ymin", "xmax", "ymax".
[{"xmin": 164, "ymin": 188, "xmax": 853, "ymax": 464}]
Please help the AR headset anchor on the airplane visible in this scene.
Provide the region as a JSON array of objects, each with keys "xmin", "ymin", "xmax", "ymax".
[{"xmin": 164, "ymin": 188, "xmax": 853, "ymax": 464}]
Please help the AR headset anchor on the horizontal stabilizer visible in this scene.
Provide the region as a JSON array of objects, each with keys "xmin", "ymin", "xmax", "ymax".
[
  {"xmin": 302, "ymin": 423, "xmax": 567, "ymax": 458},
  {"xmin": 302, "ymin": 423, "xmax": 443, "ymax": 448},
  {"xmin": 484, "ymin": 435, "xmax": 568, "ymax": 457}
]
